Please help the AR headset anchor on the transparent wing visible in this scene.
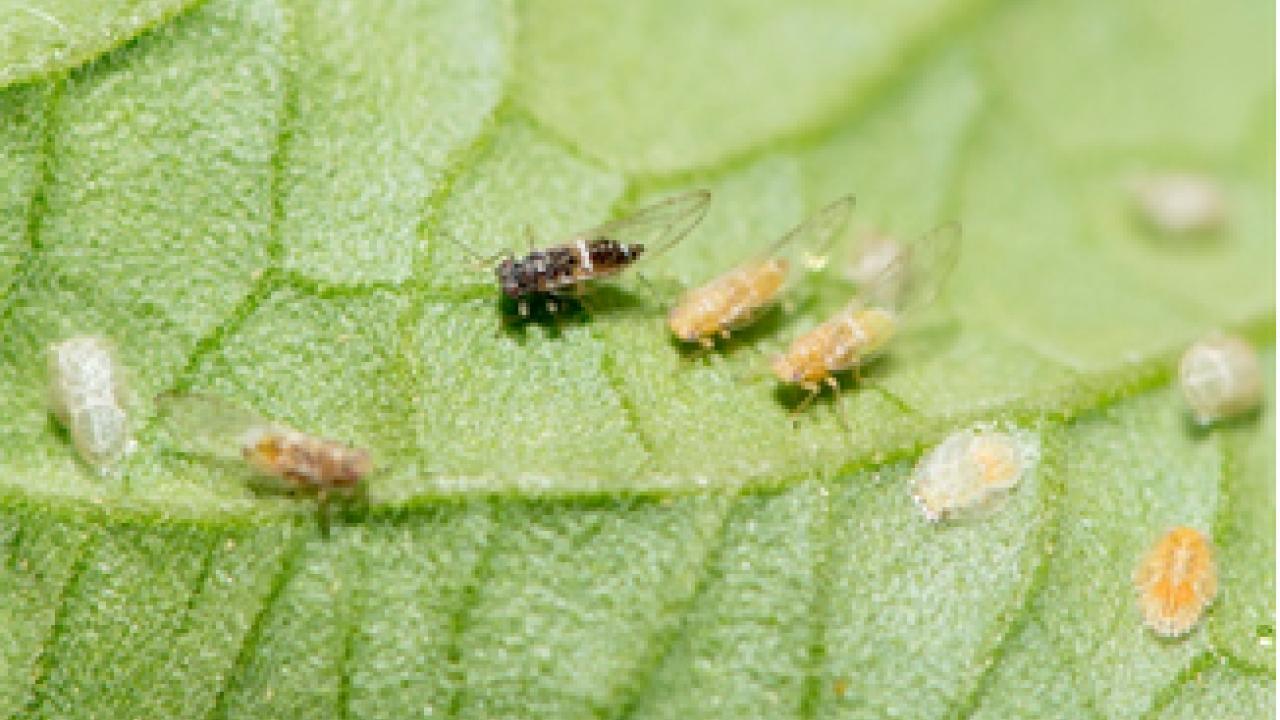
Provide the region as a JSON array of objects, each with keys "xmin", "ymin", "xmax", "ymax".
[
  {"xmin": 864, "ymin": 221, "xmax": 961, "ymax": 314},
  {"xmin": 756, "ymin": 194, "xmax": 855, "ymax": 267},
  {"xmin": 574, "ymin": 189, "xmax": 711, "ymax": 259},
  {"xmin": 155, "ymin": 392, "xmax": 272, "ymax": 461}
]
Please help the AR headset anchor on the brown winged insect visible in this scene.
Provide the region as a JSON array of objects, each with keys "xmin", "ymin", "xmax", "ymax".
[{"xmin": 462, "ymin": 190, "xmax": 711, "ymax": 318}]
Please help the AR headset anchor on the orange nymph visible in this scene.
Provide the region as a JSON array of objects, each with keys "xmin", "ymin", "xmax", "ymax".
[{"xmin": 1133, "ymin": 526, "xmax": 1217, "ymax": 637}]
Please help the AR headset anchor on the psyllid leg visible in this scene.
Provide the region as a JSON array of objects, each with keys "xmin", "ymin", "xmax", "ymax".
[
  {"xmin": 826, "ymin": 376, "xmax": 849, "ymax": 430},
  {"xmin": 793, "ymin": 382, "xmax": 821, "ymax": 415},
  {"xmin": 449, "ymin": 228, "xmax": 510, "ymax": 270},
  {"xmin": 790, "ymin": 388, "xmax": 819, "ymax": 429},
  {"xmin": 316, "ymin": 490, "xmax": 331, "ymax": 539},
  {"xmin": 470, "ymin": 248, "xmax": 512, "ymax": 271},
  {"xmin": 570, "ymin": 285, "xmax": 597, "ymax": 316},
  {"xmin": 681, "ymin": 338, "xmax": 713, "ymax": 366}
]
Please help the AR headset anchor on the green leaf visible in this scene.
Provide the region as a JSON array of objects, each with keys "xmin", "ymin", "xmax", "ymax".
[
  {"xmin": 1152, "ymin": 663, "xmax": 1275, "ymax": 720},
  {"xmin": 0, "ymin": 0, "xmax": 1273, "ymax": 717},
  {"xmin": 0, "ymin": 0, "xmax": 200, "ymax": 88}
]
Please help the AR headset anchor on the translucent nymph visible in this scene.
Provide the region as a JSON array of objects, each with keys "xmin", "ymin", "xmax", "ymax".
[{"xmin": 910, "ymin": 424, "xmax": 1040, "ymax": 522}]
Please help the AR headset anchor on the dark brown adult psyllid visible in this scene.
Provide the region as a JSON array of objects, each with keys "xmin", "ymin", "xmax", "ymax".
[{"xmin": 488, "ymin": 190, "xmax": 711, "ymax": 317}]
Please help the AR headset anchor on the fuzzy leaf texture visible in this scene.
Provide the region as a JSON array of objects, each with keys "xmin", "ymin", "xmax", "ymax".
[{"xmin": 0, "ymin": 0, "xmax": 1273, "ymax": 718}]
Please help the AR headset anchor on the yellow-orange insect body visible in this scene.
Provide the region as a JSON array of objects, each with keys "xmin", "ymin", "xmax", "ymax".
[
  {"xmin": 158, "ymin": 393, "xmax": 373, "ymax": 496},
  {"xmin": 1133, "ymin": 526, "xmax": 1217, "ymax": 637},
  {"xmin": 669, "ymin": 258, "xmax": 789, "ymax": 346},
  {"xmin": 668, "ymin": 196, "xmax": 854, "ymax": 348},
  {"xmin": 772, "ymin": 222, "xmax": 960, "ymax": 411},
  {"xmin": 771, "ymin": 305, "xmax": 896, "ymax": 392}
]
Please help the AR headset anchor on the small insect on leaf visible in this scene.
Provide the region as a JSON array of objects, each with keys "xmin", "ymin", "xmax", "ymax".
[
  {"xmin": 1178, "ymin": 332, "xmax": 1262, "ymax": 426},
  {"xmin": 156, "ymin": 393, "xmax": 373, "ymax": 495},
  {"xmin": 47, "ymin": 336, "xmax": 135, "ymax": 472},
  {"xmin": 1133, "ymin": 526, "xmax": 1217, "ymax": 638},
  {"xmin": 771, "ymin": 221, "xmax": 961, "ymax": 412},
  {"xmin": 910, "ymin": 424, "xmax": 1040, "ymax": 522},
  {"xmin": 667, "ymin": 195, "xmax": 854, "ymax": 347},
  {"xmin": 492, "ymin": 190, "xmax": 711, "ymax": 317}
]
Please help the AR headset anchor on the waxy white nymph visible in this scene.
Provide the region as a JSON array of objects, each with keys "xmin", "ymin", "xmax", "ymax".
[{"xmin": 47, "ymin": 336, "xmax": 135, "ymax": 471}]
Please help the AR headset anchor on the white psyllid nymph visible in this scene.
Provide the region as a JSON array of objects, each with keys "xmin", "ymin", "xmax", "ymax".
[
  {"xmin": 47, "ymin": 336, "xmax": 135, "ymax": 470},
  {"xmin": 1178, "ymin": 333, "xmax": 1262, "ymax": 425},
  {"xmin": 1130, "ymin": 173, "xmax": 1225, "ymax": 234},
  {"xmin": 910, "ymin": 424, "xmax": 1040, "ymax": 522}
]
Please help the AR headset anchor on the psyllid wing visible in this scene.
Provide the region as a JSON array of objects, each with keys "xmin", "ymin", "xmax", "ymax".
[
  {"xmin": 573, "ymin": 189, "xmax": 711, "ymax": 259},
  {"xmin": 868, "ymin": 221, "xmax": 962, "ymax": 314},
  {"xmin": 756, "ymin": 194, "xmax": 855, "ymax": 268},
  {"xmin": 155, "ymin": 392, "xmax": 276, "ymax": 462}
]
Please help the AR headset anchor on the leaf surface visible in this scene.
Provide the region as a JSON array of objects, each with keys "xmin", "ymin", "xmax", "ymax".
[
  {"xmin": 0, "ymin": 0, "xmax": 1272, "ymax": 717},
  {"xmin": 0, "ymin": 0, "xmax": 199, "ymax": 87}
]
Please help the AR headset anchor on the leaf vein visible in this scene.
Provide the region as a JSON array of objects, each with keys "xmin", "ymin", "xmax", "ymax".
[
  {"xmin": 798, "ymin": 479, "xmax": 835, "ymax": 720},
  {"xmin": 442, "ymin": 500, "xmax": 499, "ymax": 720},
  {"xmin": 610, "ymin": 494, "xmax": 740, "ymax": 720},
  {"xmin": 595, "ymin": 331, "xmax": 659, "ymax": 463},
  {"xmin": 174, "ymin": 536, "xmax": 219, "ymax": 637},
  {"xmin": 204, "ymin": 523, "xmax": 307, "ymax": 720},
  {"xmin": 13, "ymin": 527, "xmax": 94, "ymax": 720},
  {"xmin": 0, "ymin": 0, "xmax": 208, "ymax": 89},
  {"xmin": 1138, "ymin": 650, "xmax": 1221, "ymax": 720},
  {"xmin": 0, "ymin": 80, "xmax": 61, "ymax": 322},
  {"xmin": 950, "ymin": 433, "xmax": 1068, "ymax": 719},
  {"xmin": 336, "ymin": 537, "xmax": 361, "ymax": 720}
]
